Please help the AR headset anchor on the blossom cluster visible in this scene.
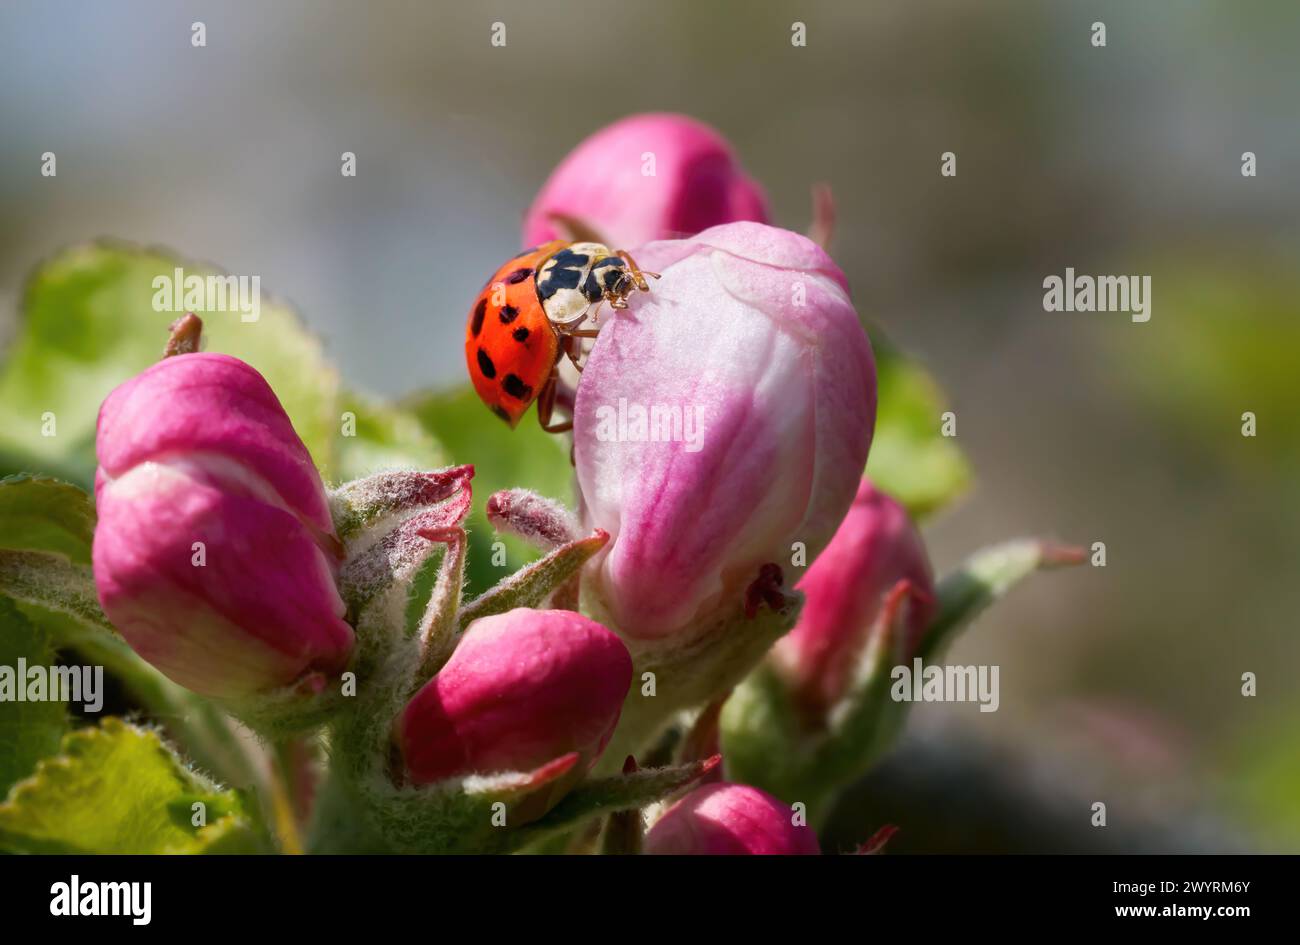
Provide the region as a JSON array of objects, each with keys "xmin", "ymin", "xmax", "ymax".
[{"xmin": 89, "ymin": 114, "xmax": 995, "ymax": 855}]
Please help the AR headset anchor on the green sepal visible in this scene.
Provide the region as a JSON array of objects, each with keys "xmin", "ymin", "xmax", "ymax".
[
  {"xmin": 349, "ymin": 751, "xmax": 717, "ymax": 855},
  {"xmin": 917, "ymin": 539, "xmax": 1085, "ymax": 661},
  {"xmin": 594, "ymin": 588, "xmax": 804, "ymax": 775},
  {"xmin": 330, "ymin": 466, "xmax": 471, "ymax": 544},
  {"xmin": 457, "ymin": 528, "xmax": 609, "ymax": 629}
]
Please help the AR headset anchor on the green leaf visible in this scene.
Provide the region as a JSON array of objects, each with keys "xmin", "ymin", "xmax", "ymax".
[
  {"xmin": 404, "ymin": 385, "xmax": 574, "ymax": 597},
  {"xmin": 8, "ymin": 599, "xmax": 261, "ymax": 790},
  {"xmin": 0, "ymin": 551, "xmax": 110, "ymax": 633},
  {"xmin": 333, "ymin": 389, "xmax": 446, "ymax": 484},
  {"xmin": 866, "ymin": 339, "xmax": 971, "ymax": 519},
  {"xmin": 0, "ymin": 718, "xmax": 269, "ymax": 853},
  {"xmin": 0, "ymin": 242, "xmax": 339, "ymax": 486},
  {"xmin": 0, "ymin": 599, "xmax": 68, "ymax": 798},
  {"xmin": 0, "ymin": 475, "xmax": 109, "ymax": 632},
  {"xmin": 0, "ymin": 474, "xmax": 95, "ymax": 563}
]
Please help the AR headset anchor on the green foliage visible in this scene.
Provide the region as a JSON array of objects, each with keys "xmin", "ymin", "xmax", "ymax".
[
  {"xmin": 0, "ymin": 718, "xmax": 268, "ymax": 853},
  {"xmin": 406, "ymin": 385, "xmax": 574, "ymax": 597},
  {"xmin": 867, "ymin": 338, "xmax": 971, "ymax": 519},
  {"xmin": 0, "ymin": 475, "xmax": 110, "ymax": 635},
  {"xmin": 0, "ymin": 474, "xmax": 96, "ymax": 563},
  {"xmin": 0, "ymin": 600, "xmax": 68, "ymax": 798},
  {"xmin": 334, "ymin": 390, "xmax": 446, "ymax": 484},
  {"xmin": 0, "ymin": 242, "xmax": 339, "ymax": 484}
]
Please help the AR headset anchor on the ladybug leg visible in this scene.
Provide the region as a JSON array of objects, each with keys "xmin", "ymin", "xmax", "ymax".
[
  {"xmin": 561, "ymin": 334, "xmax": 586, "ymax": 373},
  {"xmin": 615, "ymin": 251, "xmax": 660, "ymax": 292},
  {"xmin": 558, "ymin": 329, "xmax": 599, "ymax": 371},
  {"xmin": 536, "ymin": 367, "xmax": 573, "ymax": 434}
]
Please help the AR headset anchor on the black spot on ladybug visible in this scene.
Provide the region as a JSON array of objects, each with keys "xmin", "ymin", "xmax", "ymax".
[
  {"xmin": 476, "ymin": 348, "xmax": 496, "ymax": 379},
  {"xmin": 551, "ymin": 249, "xmax": 590, "ymax": 268},
  {"xmin": 499, "ymin": 304, "xmax": 519, "ymax": 324},
  {"xmin": 491, "ymin": 405, "xmax": 512, "ymax": 424},
  {"xmin": 537, "ymin": 266, "xmax": 581, "ymax": 300},
  {"xmin": 505, "ymin": 268, "xmax": 532, "ymax": 284},
  {"xmin": 512, "ymin": 326, "xmax": 530, "ymax": 342},
  {"xmin": 471, "ymin": 298, "xmax": 487, "ymax": 336},
  {"xmin": 503, "ymin": 373, "xmax": 533, "ymax": 400}
]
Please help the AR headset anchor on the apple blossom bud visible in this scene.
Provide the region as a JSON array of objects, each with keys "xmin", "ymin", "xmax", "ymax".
[
  {"xmin": 574, "ymin": 222, "xmax": 876, "ymax": 640},
  {"xmin": 92, "ymin": 352, "xmax": 354, "ymax": 698},
  {"xmin": 644, "ymin": 782, "xmax": 820, "ymax": 855},
  {"xmin": 522, "ymin": 113, "xmax": 768, "ymax": 249},
  {"xmin": 771, "ymin": 478, "xmax": 935, "ymax": 717},
  {"xmin": 395, "ymin": 608, "xmax": 632, "ymax": 784}
]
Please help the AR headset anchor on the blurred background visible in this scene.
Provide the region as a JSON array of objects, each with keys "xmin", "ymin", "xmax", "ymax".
[{"xmin": 1, "ymin": 0, "xmax": 1297, "ymax": 852}]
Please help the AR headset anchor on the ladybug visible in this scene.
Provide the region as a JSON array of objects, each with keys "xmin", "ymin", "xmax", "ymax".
[{"xmin": 465, "ymin": 241, "xmax": 655, "ymax": 431}]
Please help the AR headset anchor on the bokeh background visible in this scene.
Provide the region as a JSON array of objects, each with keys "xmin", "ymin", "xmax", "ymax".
[{"xmin": 2, "ymin": 0, "xmax": 1297, "ymax": 852}]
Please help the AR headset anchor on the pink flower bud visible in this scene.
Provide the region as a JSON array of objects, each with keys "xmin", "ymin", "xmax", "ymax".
[
  {"xmin": 772, "ymin": 478, "xmax": 935, "ymax": 716},
  {"xmin": 395, "ymin": 608, "xmax": 632, "ymax": 785},
  {"xmin": 92, "ymin": 353, "xmax": 354, "ymax": 698},
  {"xmin": 574, "ymin": 222, "xmax": 876, "ymax": 640},
  {"xmin": 644, "ymin": 782, "xmax": 820, "ymax": 855},
  {"xmin": 522, "ymin": 113, "xmax": 769, "ymax": 249}
]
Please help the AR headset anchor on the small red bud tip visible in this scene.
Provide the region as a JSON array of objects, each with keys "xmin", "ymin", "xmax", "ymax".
[
  {"xmin": 681, "ymin": 697, "xmax": 726, "ymax": 768},
  {"xmin": 523, "ymin": 751, "xmax": 582, "ymax": 789},
  {"xmin": 1040, "ymin": 542, "xmax": 1087, "ymax": 568},
  {"xmin": 743, "ymin": 563, "xmax": 787, "ymax": 619},
  {"xmin": 409, "ymin": 481, "xmax": 473, "ymax": 537},
  {"xmin": 854, "ymin": 824, "xmax": 899, "ymax": 855},
  {"xmin": 163, "ymin": 312, "xmax": 203, "ymax": 358},
  {"xmin": 416, "ymin": 525, "xmax": 462, "ymax": 544},
  {"xmin": 426, "ymin": 464, "xmax": 475, "ymax": 499},
  {"xmin": 622, "ymin": 755, "xmax": 639, "ymax": 775},
  {"xmin": 876, "ymin": 578, "xmax": 917, "ymax": 652},
  {"xmin": 808, "ymin": 182, "xmax": 836, "ymax": 250}
]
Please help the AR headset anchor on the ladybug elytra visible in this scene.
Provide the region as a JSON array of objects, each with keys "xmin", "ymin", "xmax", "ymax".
[{"xmin": 464, "ymin": 241, "xmax": 655, "ymax": 431}]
